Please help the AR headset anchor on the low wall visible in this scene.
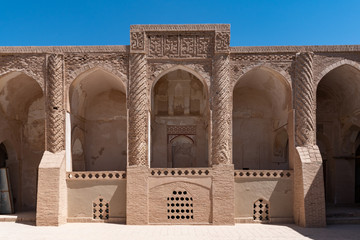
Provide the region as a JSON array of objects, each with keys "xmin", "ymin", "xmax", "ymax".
[
  {"xmin": 66, "ymin": 171, "xmax": 126, "ymax": 223},
  {"xmin": 148, "ymin": 168, "xmax": 212, "ymax": 224},
  {"xmin": 234, "ymin": 170, "xmax": 293, "ymax": 223}
]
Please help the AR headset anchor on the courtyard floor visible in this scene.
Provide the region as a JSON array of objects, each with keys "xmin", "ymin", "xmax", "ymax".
[{"xmin": 0, "ymin": 222, "xmax": 359, "ymax": 240}]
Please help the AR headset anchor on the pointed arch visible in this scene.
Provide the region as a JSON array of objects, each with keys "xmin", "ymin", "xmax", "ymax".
[
  {"xmin": 67, "ymin": 67, "xmax": 126, "ymax": 112},
  {"xmin": 151, "ymin": 65, "xmax": 209, "ymax": 95},
  {"xmin": 316, "ymin": 60, "xmax": 360, "ymax": 85},
  {"xmin": 151, "ymin": 66, "xmax": 210, "ymax": 168},
  {"xmin": 67, "ymin": 64, "xmax": 127, "ymax": 88},
  {"xmin": 68, "ymin": 66, "xmax": 127, "ymax": 171},
  {"xmin": 0, "ymin": 70, "xmax": 45, "ymax": 211},
  {"xmin": 0, "ymin": 69, "xmax": 44, "ymax": 92},
  {"xmin": 316, "ymin": 60, "xmax": 360, "ymax": 205},
  {"xmin": 233, "ymin": 65, "xmax": 290, "ymax": 170},
  {"xmin": 234, "ymin": 65, "xmax": 292, "ymax": 107}
]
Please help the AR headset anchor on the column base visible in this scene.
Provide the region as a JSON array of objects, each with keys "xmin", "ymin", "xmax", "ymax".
[
  {"xmin": 126, "ymin": 165, "xmax": 149, "ymax": 225},
  {"xmin": 212, "ymin": 164, "xmax": 235, "ymax": 225},
  {"xmin": 294, "ymin": 146, "xmax": 326, "ymax": 227},
  {"xmin": 36, "ymin": 151, "xmax": 67, "ymax": 226}
]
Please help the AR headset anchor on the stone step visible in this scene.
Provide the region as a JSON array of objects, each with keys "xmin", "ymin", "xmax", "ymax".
[
  {"xmin": 327, "ymin": 217, "xmax": 360, "ymax": 225},
  {"xmin": 0, "ymin": 212, "xmax": 35, "ymax": 223}
]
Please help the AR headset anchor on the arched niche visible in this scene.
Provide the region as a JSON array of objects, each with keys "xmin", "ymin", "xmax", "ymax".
[
  {"xmin": 233, "ymin": 67, "xmax": 290, "ymax": 170},
  {"xmin": 151, "ymin": 69, "xmax": 209, "ymax": 168},
  {"xmin": 170, "ymin": 135, "xmax": 195, "ymax": 168},
  {"xmin": 316, "ymin": 64, "xmax": 360, "ymax": 205},
  {"xmin": 0, "ymin": 71, "xmax": 45, "ymax": 212},
  {"xmin": 69, "ymin": 68, "xmax": 127, "ymax": 171}
]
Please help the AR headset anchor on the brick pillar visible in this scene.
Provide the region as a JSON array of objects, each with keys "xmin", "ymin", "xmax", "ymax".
[
  {"xmin": 36, "ymin": 54, "xmax": 67, "ymax": 226},
  {"xmin": 211, "ymin": 32, "xmax": 234, "ymax": 224},
  {"xmin": 293, "ymin": 52, "xmax": 326, "ymax": 227},
  {"xmin": 126, "ymin": 43, "xmax": 150, "ymax": 224}
]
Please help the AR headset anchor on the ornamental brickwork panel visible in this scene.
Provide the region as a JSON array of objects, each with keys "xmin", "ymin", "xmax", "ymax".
[{"xmin": 148, "ymin": 33, "xmax": 214, "ymax": 59}]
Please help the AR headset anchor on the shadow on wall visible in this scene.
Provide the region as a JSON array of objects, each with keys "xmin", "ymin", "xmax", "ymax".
[
  {"xmin": 68, "ymin": 68, "xmax": 127, "ymax": 171},
  {"xmin": 151, "ymin": 68, "xmax": 209, "ymax": 168},
  {"xmin": 234, "ymin": 177, "xmax": 293, "ymax": 222},
  {"xmin": 233, "ymin": 66, "xmax": 291, "ymax": 170},
  {"xmin": 67, "ymin": 180, "xmax": 126, "ymax": 220},
  {"xmin": 0, "ymin": 71, "xmax": 45, "ymax": 213},
  {"xmin": 303, "ymin": 163, "xmax": 326, "ymax": 226}
]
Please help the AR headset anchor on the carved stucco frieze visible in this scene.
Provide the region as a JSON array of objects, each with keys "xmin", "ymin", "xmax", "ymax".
[
  {"xmin": 128, "ymin": 53, "xmax": 148, "ymax": 166},
  {"xmin": 148, "ymin": 33, "xmax": 213, "ymax": 59},
  {"xmin": 294, "ymin": 52, "xmax": 315, "ymax": 147},
  {"xmin": 47, "ymin": 54, "xmax": 65, "ymax": 153},
  {"xmin": 167, "ymin": 125, "xmax": 197, "ymax": 135}
]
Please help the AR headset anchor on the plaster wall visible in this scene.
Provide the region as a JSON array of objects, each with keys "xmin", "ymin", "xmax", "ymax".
[
  {"xmin": 234, "ymin": 178, "xmax": 293, "ymax": 222},
  {"xmin": 69, "ymin": 70, "xmax": 127, "ymax": 171},
  {"xmin": 233, "ymin": 68, "xmax": 290, "ymax": 170},
  {"xmin": 317, "ymin": 65, "xmax": 360, "ymax": 204},
  {"xmin": 0, "ymin": 72, "xmax": 44, "ymax": 212},
  {"xmin": 149, "ymin": 176, "xmax": 211, "ymax": 224},
  {"xmin": 67, "ymin": 180, "xmax": 126, "ymax": 220}
]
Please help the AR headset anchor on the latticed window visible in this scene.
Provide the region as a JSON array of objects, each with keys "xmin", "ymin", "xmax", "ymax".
[
  {"xmin": 167, "ymin": 190, "xmax": 193, "ymax": 220},
  {"xmin": 93, "ymin": 196, "xmax": 109, "ymax": 220},
  {"xmin": 253, "ymin": 199, "xmax": 269, "ymax": 222}
]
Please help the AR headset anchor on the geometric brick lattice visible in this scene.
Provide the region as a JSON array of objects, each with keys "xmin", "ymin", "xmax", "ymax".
[
  {"xmin": 93, "ymin": 196, "xmax": 109, "ymax": 220},
  {"xmin": 253, "ymin": 199, "xmax": 269, "ymax": 222},
  {"xmin": 167, "ymin": 190, "xmax": 193, "ymax": 220}
]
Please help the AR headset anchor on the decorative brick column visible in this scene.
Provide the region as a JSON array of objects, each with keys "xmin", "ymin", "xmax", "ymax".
[
  {"xmin": 128, "ymin": 52, "xmax": 148, "ymax": 167},
  {"xmin": 36, "ymin": 54, "xmax": 67, "ymax": 226},
  {"xmin": 294, "ymin": 52, "xmax": 315, "ymax": 147},
  {"xmin": 211, "ymin": 31, "xmax": 234, "ymax": 225},
  {"xmin": 293, "ymin": 52, "xmax": 326, "ymax": 227},
  {"xmin": 46, "ymin": 54, "xmax": 65, "ymax": 153},
  {"xmin": 126, "ymin": 30, "xmax": 150, "ymax": 225}
]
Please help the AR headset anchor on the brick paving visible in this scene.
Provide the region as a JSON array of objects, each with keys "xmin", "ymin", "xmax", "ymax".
[{"xmin": 0, "ymin": 223, "xmax": 359, "ymax": 240}]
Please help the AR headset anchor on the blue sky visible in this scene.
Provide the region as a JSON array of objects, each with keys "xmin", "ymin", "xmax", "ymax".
[{"xmin": 0, "ymin": 0, "xmax": 359, "ymax": 46}]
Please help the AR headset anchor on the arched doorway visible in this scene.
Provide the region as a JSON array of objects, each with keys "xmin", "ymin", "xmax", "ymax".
[
  {"xmin": 233, "ymin": 67, "xmax": 291, "ymax": 170},
  {"xmin": 69, "ymin": 68, "xmax": 127, "ymax": 171},
  {"xmin": 316, "ymin": 64, "xmax": 360, "ymax": 205},
  {"xmin": 355, "ymin": 140, "xmax": 360, "ymax": 203},
  {"xmin": 0, "ymin": 72, "xmax": 45, "ymax": 212},
  {"xmin": 0, "ymin": 143, "xmax": 7, "ymax": 168},
  {"xmin": 151, "ymin": 68, "xmax": 209, "ymax": 168}
]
